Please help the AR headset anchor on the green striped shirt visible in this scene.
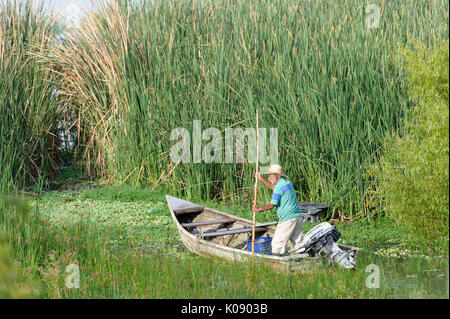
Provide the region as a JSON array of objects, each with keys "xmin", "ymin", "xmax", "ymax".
[{"xmin": 270, "ymin": 178, "xmax": 302, "ymax": 222}]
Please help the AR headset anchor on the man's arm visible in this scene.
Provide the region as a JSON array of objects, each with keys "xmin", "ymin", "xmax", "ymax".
[
  {"xmin": 255, "ymin": 172, "xmax": 274, "ymax": 190},
  {"xmin": 252, "ymin": 203, "xmax": 275, "ymax": 213}
]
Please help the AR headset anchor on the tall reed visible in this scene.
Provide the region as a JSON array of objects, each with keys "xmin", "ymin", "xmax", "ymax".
[
  {"xmin": 0, "ymin": 0, "xmax": 61, "ymax": 192},
  {"xmin": 49, "ymin": 0, "xmax": 449, "ymax": 214}
]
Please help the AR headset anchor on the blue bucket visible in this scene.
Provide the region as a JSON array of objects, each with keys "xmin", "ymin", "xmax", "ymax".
[{"xmin": 247, "ymin": 236, "xmax": 272, "ymax": 255}]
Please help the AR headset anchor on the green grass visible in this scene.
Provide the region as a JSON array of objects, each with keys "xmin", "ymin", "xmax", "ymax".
[
  {"xmin": 3, "ymin": 185, "xmax": 442, "ymax": 298},
  {"xmin": 0, "ymin": 206, "xmax": 40, "ymax": 298}
]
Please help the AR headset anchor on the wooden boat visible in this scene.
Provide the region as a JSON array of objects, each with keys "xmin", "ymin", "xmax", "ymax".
[{"xmin": 166, "ymin": 195, "xmax": 359, "ymax": 271}]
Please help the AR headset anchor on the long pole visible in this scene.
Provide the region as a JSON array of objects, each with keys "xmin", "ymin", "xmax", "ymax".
[{"xmin": 251, "ymin": 109, "xmax": 259, "ymax": 260}]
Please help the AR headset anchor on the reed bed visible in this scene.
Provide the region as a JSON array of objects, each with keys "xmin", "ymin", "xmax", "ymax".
[
  {"xmin": 0, "ymin": 0, "xmax": 62, "ymax": 192},
  {"xmin": 1, "ymin": 0, "xmax": 448, "ymax": 300},
  {"xmin": 46, "ymin": 0, "xmax": 448, "ymax": 214}
]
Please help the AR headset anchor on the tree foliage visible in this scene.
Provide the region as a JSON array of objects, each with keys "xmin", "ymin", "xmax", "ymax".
[{"xmin": 371, "ymin": 39, "xmax": 449, "ymax": 250}]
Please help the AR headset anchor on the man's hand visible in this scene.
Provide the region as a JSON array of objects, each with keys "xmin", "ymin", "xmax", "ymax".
[
  {"xmin": 255, "ymin": 172, "xmax": 275, "ymax": 190},
  {"xmin": 252, "ymin": 205, "xmax": 260, "ymax": 213}
]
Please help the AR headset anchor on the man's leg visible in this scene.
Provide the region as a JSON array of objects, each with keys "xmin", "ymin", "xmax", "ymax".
[
  {"xmin": 289, "ymin": 216, "xmax": 304, "ymax": 251},
  {"xmin": 271, "ymin": 218, "xmax": 297, "ymax": 255}
]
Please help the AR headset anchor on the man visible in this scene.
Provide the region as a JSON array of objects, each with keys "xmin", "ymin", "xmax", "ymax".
[{"xmin": 252, "ymin": 164, "xmax": 303, "ymax": 256}]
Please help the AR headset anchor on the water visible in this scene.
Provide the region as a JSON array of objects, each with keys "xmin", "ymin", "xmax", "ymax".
[{"xmin": 357, "ymin": 246, "xmax": 448, "ymax": 298}]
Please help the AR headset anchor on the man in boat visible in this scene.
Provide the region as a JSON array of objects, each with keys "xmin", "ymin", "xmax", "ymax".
[{"xmin": 252, "ymin": 164, "xmax": 303, "ymax": 256}]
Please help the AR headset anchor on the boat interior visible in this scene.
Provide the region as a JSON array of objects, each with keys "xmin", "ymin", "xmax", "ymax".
[
  {"xmin": 168, "ymin": 195, "xmax": 357, "ymax": 256},
  {"xmin": 177, "ymin": 207, "xmax": 273, "ymax": 250}
]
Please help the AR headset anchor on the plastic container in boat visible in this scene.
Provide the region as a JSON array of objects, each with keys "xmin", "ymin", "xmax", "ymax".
[{"xmin": 246, "ymin": 236, "xmax": 272, "ymax": 255}]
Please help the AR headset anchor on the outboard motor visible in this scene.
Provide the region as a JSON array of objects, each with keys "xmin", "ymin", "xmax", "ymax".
[{"xmin": 292, "ymin": 222, "xmax": 356, "ymax": 269}]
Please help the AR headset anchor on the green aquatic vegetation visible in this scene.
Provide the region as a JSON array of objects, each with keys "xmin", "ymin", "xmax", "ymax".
[
  {"xmin": 373, "ymin": 243, "xmax": 446, "ymax": 260},
  {"xmin": 374, "ymin": 246, "xmax": 420, "ymax": 259},
  {"xmin": 79, "ymin": 184, "xmax": 171, "ymax": 203},
  {"xmin": 19, "ymin": 185, "xmax": 447, "ymax": 298},
  {"xmin": 29, "ymin": 190, "xmax": 180, "ymax": 252}
]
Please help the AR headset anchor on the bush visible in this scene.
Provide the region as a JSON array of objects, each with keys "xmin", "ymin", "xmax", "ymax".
[{"xmin": 370, "ymin": 39, "xmax": 449, "ymax": 251}]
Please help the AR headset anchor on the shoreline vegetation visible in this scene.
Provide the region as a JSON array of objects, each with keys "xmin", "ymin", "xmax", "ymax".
[
  {"xmin": 1, "ymin": 0, "xmax": 449, "ymax": 298},
  {"xmin": 0, "ymin": 183, "xmax": 447, "ymax": 298}
]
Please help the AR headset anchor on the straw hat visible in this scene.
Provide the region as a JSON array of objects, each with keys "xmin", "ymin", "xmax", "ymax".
[{"xmin": 261, "ymin": 164, "xmax": 288, "ymax": 178}]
